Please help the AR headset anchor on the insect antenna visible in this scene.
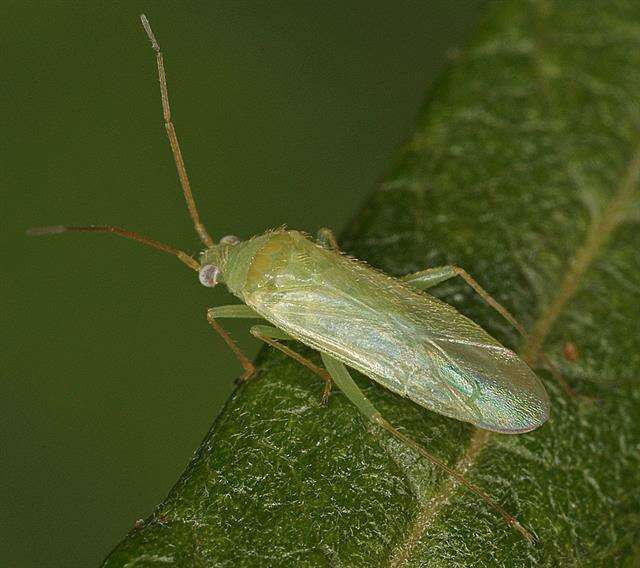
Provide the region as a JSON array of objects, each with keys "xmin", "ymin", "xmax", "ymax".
[
  {"xmin": 140, "ymin": 14, "xmax": 215, "ymax": 249},
  {"xmin": 374, "ymin": 415, "xmax": 535, "ymax": 543},
  {"xmin": 26, "ymin": 225, "xmax": 200, "ymax": 271}
]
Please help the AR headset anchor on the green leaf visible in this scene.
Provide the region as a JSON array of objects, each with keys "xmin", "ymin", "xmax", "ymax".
[{"xmin": 103, "ymin": 1, "xmax": 640, "ymax": 565}]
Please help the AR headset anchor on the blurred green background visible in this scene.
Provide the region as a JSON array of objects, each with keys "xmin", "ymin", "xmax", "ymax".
[{"xmin": 2, "ymin": 2, "xmax": 480, "ymax": 566}]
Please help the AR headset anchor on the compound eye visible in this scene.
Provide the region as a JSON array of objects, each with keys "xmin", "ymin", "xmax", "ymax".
[
  {"xmin": 220, "ymin": 235, "xmax": 240, "ymax": 246},
  {"xmin": 199, "ymin": 264, "xmax": 220, "ymax": 287}
]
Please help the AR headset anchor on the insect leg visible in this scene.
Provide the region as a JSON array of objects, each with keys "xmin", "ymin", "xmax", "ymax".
[
  {"xmin": 404, "ymin": 267, "xmax": 529, "ymax": 339},
  {"xmin": 320, "ymin": 353, "xmax": 534, "ymax": 543},
  {"xmin": 401, "ymin": 266, "xmax": 457, "ymax": 289},
  {"xmin": 316, "ymin": 227, "xmax": 340, "ymax": 251},
  {"xmin": 402, "ymin": 266, "xmax": 575, "ymax": 397},
  {"xmin": 206, "ymin": 308, "xmax": 258, "ymax": 382},
  {"xmin": 208, "ymin": 305, "xmax": 263, "ymax": 319},
  {"xmin": 250, "ymin": 325, "xmax": 333, "ymax": 404}
]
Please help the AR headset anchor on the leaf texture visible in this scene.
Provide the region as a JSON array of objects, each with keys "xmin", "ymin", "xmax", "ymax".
[{"xmin": 104, "ymin": 1, "xmax": 640, "ymax": 565}]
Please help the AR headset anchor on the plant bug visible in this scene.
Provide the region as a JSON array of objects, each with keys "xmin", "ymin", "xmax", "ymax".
[{"xmin": 27, "ymin": 14, "xmax": 553, "ymax": 543}]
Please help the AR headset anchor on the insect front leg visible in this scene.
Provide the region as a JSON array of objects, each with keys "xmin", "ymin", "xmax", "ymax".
[
  {"xmin": 319, "ymin": 353, "xmax": 534, "ymax": 543},
  {"xmin": 206, "ymin": 306, "xmax": 262, "ymax": 382},
  {"xmin": 250, "ymin": 325, "xmax": 333, "ymax": 404},
  {"xmin": 316, "ymin": 227, "xmax": 340, "ymax": 251},
  {"xmin": 208, "ymin": 305, "xmax": 263, "ymax": 319},
  {"xmin": 402, "ymin": 265, "xmax": 575, "ymax": 397}
]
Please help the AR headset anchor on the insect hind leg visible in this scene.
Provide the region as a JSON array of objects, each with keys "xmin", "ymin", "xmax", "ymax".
[
  {"xmin": 402, "ymin": 265, "xmax": 576, "ymax": 397},
  {"xmin": 320, "ymin": 353, "xmax": 534, "ymax": 543},
  {"xmin": 250, "ymin": 325, "xmax": 333, "ymax": 404}
]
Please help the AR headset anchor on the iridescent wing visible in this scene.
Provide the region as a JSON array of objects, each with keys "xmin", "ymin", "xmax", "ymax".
[{"xmin": 245, "ymin": 236, "xmax": 548, "ymax": 433}]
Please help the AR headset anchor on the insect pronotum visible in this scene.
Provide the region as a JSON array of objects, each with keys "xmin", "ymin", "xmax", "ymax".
[{"xmin": 28, "ymin": 15, "xmax": 552, "ymax": 543}]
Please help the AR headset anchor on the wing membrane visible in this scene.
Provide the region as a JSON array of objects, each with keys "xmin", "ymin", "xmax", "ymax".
[{"xmin": 246, "ymin": 238, "xmax": 548, "ymax": 432}]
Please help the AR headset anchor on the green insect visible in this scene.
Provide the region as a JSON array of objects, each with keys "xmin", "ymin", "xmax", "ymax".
[{"xmin": 29, "ymin": 15, "xmax": 550, "ymax": 542}]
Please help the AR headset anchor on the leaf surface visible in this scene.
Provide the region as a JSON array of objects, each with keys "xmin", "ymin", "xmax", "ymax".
[{"xmin": 104, "ymin": 1, "xmax": 640, "ymax": 565}]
